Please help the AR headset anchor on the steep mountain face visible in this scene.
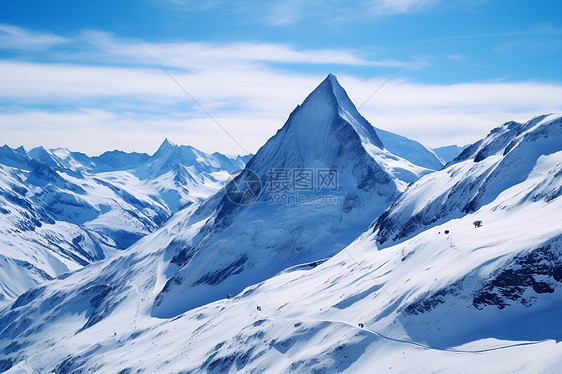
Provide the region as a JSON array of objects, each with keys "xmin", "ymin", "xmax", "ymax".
[
  {"xmin": 0, "ymin": 143, "xmax": 246, "ymax": 302},
  {"xmin": 1, "ymin": 112, "xmax": 561, "ymax": 373},
  {"xmin": 0, "ymin": 73, "xmax": 440, "ymax": 361},
  {"xmin": 373, "ymin": 114, "xmax": 562, "ymax": 247},
  {"xmin": 433, "ymin": 144, "xmax": 469, "ymax": 163},
  {"xmin": 151, "ymin": 74, "xmax": 434, "ymax": 317}
]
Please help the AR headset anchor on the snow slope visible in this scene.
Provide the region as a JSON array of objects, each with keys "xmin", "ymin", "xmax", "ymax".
[
  {"xmin": 1, "ymin": 113, "xmax": 561, "ymax": 373},
  {"xmin": 373, "ymin": 114, "xmax": 562, "ymax": 247},
  {"xmin": 0, "ymin": 164, "xmax": 115, "ymax": 304}
]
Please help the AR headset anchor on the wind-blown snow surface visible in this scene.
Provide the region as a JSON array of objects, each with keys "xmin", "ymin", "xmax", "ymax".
[
  {"xmin": 1, "ymin": 113, "xmax": 561, "ymax": 373},
  {"xmin": 0, "ymin": 142, "xmax": 245, "ymax": 302}
]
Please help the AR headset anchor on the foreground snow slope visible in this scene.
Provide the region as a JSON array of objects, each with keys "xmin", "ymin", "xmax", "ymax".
[{"xmin": 1, "ymin": 113, "xmax": 561, "ymax": 373}]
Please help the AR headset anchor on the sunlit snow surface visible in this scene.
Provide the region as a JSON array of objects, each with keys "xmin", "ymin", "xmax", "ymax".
[{"xmin": 1, "ymin": 82, "xmax": 561, "ymax": 371}]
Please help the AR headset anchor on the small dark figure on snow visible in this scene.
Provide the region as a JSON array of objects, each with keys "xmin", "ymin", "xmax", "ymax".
[
  {"xmin": 358, "ymin": 323, "xmax": 364, "ymax": 328},
  {"xmin": 473, "ymin": 220, "xmax": 483, "ymax": 228}
]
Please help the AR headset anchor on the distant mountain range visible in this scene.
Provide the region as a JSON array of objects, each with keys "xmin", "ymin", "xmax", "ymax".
[{"xmin": 0, "ymin": 141, "xmax": 247, "ymax": 302}]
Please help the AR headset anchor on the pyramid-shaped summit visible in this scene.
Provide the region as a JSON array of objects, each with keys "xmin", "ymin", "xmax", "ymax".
[
  {"xmin": 299, "ymin": 73, "xmax": 384, "ymax": 149},
  {"xmin": 152, "ymin": 74, "xmax": 429, "ymax": 317},
  {"xmin": 248, "ymin": 74, "xmax": 385, "ymax": 173}
]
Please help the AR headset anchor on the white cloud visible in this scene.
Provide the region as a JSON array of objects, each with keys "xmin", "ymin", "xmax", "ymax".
[
  {"xmin": 77, "ymin": 31, "xmax": 405, "ymax": 69},
  {"xmin": 366, "ymin": 0, "xmax": 440, "ymax": 14},
  {"xmin": 343, "ymin": 77, "xmax": 562, "ymax": 147},
  {"xmin": 0, "ymin": 108, "xmax": 279, "ymax": 156},
  {"xmin": 446, "ymin": 54, "xmax": 464, "ymax": 61},
  {"xmin": 161, "ymin": 0, "xmax": 443, "ymax": 25},
  {"xmin": 2, "ymin": 58, "xmax": 561, "ymax": 154},
  {"xmin": 1, "ymin": 25, "xmax": 561, "ymax": 155},
  {"xmin": 0, "ymin": 24, "xmax": 69, "ymax": 50}
]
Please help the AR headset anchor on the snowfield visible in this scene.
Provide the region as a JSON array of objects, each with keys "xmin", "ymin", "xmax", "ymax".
[{"xmin": 0, "ymin": 75, "xmax": 561, "ymax": 373}]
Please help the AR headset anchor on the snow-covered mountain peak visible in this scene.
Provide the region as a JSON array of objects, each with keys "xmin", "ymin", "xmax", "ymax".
[
  {"xmin": 0, "ymin": 144, "xmax": 37, "ymax": 170},
  {"xmin": 149, "ymin": 75, "xmax": 434, "ymax": 316},
  {"xmin": 452, "ymin": 113, "xmax": 561, "ymax": 165},
  {"xmin": 284, "ymin": 74, "xmax": 384, "ymax": 156},
  {"xmin": 373, "ymin": 112, "xmax": 562, "ymax": 247},
  {"xmin": 153, "ymin": 138, "xmax": 179, "ymax": 156},
  {"xmin": 245, "ymin": 74, "xmax": 401, "ymax": 182},
  {"xmin": 28, "ymin": 145, "xmax": 89, "ymax": 172}
]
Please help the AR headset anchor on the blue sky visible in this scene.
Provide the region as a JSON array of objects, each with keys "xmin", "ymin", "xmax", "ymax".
[{"xmin": 1, "ymin": 0, "xmax": 562, "ymax": 155}]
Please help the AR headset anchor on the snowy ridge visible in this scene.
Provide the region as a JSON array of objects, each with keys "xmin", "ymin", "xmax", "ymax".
[{"xmin": 373, "ymin": 113, "xmax": 562, "ymax": 247}]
